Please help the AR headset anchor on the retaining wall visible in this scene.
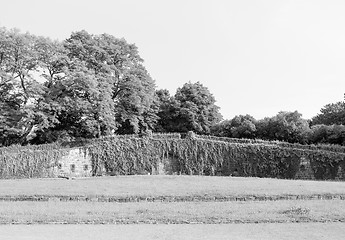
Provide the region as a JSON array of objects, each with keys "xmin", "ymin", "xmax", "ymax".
[{"xmin": 2, "ymin": 144, "xmax": 345, "ymax": 180}]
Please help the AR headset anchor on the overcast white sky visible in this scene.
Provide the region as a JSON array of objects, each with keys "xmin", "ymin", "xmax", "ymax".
[{"xmin": 1, "ymin": 0, "xmax": 344, "ymax": 120}]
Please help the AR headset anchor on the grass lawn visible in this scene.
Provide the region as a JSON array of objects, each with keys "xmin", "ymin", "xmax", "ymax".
[
  {"xmin": 0, "ymin": 175, "xmax": 344, "ymax": 240},
  {"xmin": 1, "ymin": 175, "xmax": 345, "ymax": 198},
  {"xmin": 0, "ymin": 200, "xmax": 344, "ymax": 224}
]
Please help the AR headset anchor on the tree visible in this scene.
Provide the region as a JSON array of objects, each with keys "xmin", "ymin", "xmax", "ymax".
[
  {"xmin": 0, "ymin": 70, "xmax": 23, "ymax": 145},
  {"xmin": 210, "ymin": 115, "xmax": 257, "ymax": 139},
  {"xmin": 210, "ymin": 119, "xmax": 232, "ymax": 137},
  {"xmin": 1, "ymin": 28, "xmax": 158, "ymax": 145},
  {"xmin": 154, "ymin": 89, "xmax": 178, "ymax": 132},
  {"xmin": 311, "ymin": 101, "xmax": 345, "ymax": 126},
  {"xmin": 44, "ymin": 62, "xmax": 115, "ymax": 139},
  {"xmin": 168, "ymin": 82, "xmax": 222, "ymax": 134},
  {"xmin": 308, "ymin": 124, "xmax": 345, "ymax": 145},
  {"xmin": 256, "ymin": 111, "xmax": 310, "ymax": 144},
  {"xmin": 0, "ymin": 28, "xmax": 46, "ymax": 145},
  {"xmin": 33, "ymin": 30, "xmax": 158, "ymax": 141},
  {"xmin": 229, "ymin": 115, "xmax": 257, "ymax": 138},
  {"xmin": 64, "ymin": 31, "xmax": 157, "ymax": 135}
]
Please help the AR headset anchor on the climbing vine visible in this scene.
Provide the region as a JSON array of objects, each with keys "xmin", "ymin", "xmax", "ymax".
[
  {"xmin": 0, "ymin": 148, "xmax": 65, "ymax": 179},
  {"xmin": 1, "ymin": 132, "xmax": 345, "ymax": 179},
  {"xmin": 84, "ymin": 136, "xmax": 345, "ymax": 179}
]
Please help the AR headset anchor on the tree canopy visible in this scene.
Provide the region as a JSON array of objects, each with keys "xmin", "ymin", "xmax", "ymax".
[
  {"xmin": 156, "ymin": 82, "xmax": 222, "ymax": 134},
  {"xmin": 0, "ymin": 28, "xmax": 223, "ymax": 146},
  {"xmin": 211, "ymin": 115, "xmax": 256, "ymax": 139},
  {"xmin": 311, "ymin": 101, "xmax": 345, "ymax": 126},
  {"xmin": 212, "ymin": 111, "xmax": 311, "ymax": 144},
  {"xmin": 1, "ymin": 27, "xmax": 344, "ymax": 147},
  {"xmin": 0, "ymin": 28, "xmax": 45, "ymax": 145},
  {"xmin": 256, "ymin": 111, "xmax": 310, "ymax": 144},
  {"xmin": 0, "ymin": 28, "xmax": 157, "ymax": 145}
]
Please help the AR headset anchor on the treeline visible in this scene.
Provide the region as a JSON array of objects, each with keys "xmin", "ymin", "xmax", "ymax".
[
  {"xmin": 211, "ymin": 102, "xmax": 345, "ymax": 146},
  {"xmin": 0, "ymin": 27, "xmax": 222, "ymax": 146},
  {"xmin": 1, "ymin": 27, "xmax": 344, "ymax": 147}
]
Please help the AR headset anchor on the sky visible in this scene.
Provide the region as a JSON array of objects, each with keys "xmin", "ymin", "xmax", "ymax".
[{"xmin": 1, "ymin": 0, "xmax": 345, "ymax": 120}]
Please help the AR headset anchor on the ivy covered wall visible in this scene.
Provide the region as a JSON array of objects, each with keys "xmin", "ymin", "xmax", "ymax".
[{"xmin": 1, "ymin": 133, "xmax": 345, "ymax": 180}]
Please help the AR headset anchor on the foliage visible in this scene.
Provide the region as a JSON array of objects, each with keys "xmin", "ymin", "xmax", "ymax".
[
  {"xmin": 174, "ymin": 82, "xmax": 222, "ymax": 134},
  {"xmin": 154, "ymin": 89, "xmax": 179, "ymax": 133},
  {"xmin": 0, "ymin": 28, "xmax": 47, "ymax": 146},
  {"xmin": 0, "ymin": 148, "xmax": 64, "ymax": 179},
  {"xmin": 211, "ymin": 112, "xmax": 311, "ymax": 144},
  {"xmin": 2, "ymin": 131, "xmax": 345, "ymax": 180},
  {"xmin": 151, "ymin": 132, "xmax": 181, "ymax": 139},
  {"xmin": 155, "ymin": 82, "xmax": 222, "ymax": 134},
  {"xmin": 312, "ymin": 101, "xmax": 345, "ymax": 126},
  {"xmin": 308, "ymin": 124, "xmax": 345, "ymax": 146},
  {"xmin": 0, "ymin": 27, "xmax": 158, "ymax": 146},
  {"xmin": 0, "ymin": 143, "xmax": 61, "ymax": 153},
  {"xmin": 0, "ymin": 142, "xmax": 66, "ymax": 179},
  {"xmin": 64, "ymin": 31, "xmax": 157, "ymax": 135},
  {"xmin": 211, "ymin": 115, "xmax": 257, "ymax": 139},
  {"xmin": 84, "ymin": 134, "xmax": 345, "ymax": 180},
  {"xmin": 197, "ymin": 134, "xmax": 345, "ymax": 154},
  {"xmin": 196, "ymin": 134, "xmax": 345, "ymax": 180},
  {"xmin": 255, "ymin": 111, "xmax": 310, "ymax": 144}
]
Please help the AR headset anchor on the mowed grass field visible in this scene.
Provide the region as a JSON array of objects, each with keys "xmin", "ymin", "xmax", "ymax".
[
  {"xmin": 1, "ymin": 175, "xmax": 345, "ymax": 197},
  {"xmin": 1, "ymin": 176, "xmax": 345, "ymax": 239},
  {"xmin": 1, "ymin": 199, "xmax": 345, "ymax": 224}
]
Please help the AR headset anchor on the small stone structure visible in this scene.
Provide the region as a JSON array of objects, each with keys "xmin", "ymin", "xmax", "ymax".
[{"xmin": 56, "ymin": 148, "xmax": 92, "ymax": 178}]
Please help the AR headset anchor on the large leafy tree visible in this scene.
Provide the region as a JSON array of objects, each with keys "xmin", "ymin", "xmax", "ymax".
[
  {"xmin": 0, "ymin": 28, "xmax": 48, "ymax": 145},
  {"xmin": 30, "ymin": 30, "xmax": 157, "ymax": 142},
  {"xmin": 0, "ymin": 70, "xmax": 23, "ymax": 145},
  {"xmin": 159, "ymin": 82, "xmax": 222, "ymax": 134},
  {"xmin": 1, "ymin": 28, "xmax": 158, "ymax": 145},
  {"xmin": 154, "ymin": 89, "xmax": 180, "ymax": 132},
  {"xmin": 308, "ymin": 124, "xmax": 345, "ymax": 145},
  {"xmin": 311, "ymin": 101, "xmax": 345, "ymax": 126},
  {"xmin": 63, "ymin": 31, "xmax": 157, "ymax": 135},
  {"xmin": 211, "ymin": 115, "xmax": 256, "ymax": 138},
  {"xmin": 231, "ymin": 115, "xmax": 257, "ymax": 138},
  {"xmin": 210, "ymin": 119, "xmax": 232, "ymax": 137},
  {"xmin": 256, "ymin": 111, "xmax": 310, "ymax": 144}
]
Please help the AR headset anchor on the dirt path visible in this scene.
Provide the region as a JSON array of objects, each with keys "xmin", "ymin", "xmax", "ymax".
[{"xmin": 1, "ymin": 223, "xmax": 345, "ymax": 240}]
